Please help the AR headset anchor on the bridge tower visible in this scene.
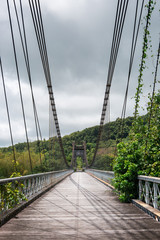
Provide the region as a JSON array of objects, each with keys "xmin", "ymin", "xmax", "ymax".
[{"xmin": 71, "ymin": 141, "xmax": 88, "ymax": 169}]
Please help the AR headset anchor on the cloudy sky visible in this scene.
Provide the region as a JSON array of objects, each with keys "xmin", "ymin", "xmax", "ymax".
[{"xmin": 0, "ymin": 0, "xmax": 160, "ymax": 146}]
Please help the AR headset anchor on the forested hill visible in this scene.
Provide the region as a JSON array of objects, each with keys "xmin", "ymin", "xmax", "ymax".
[
  {"xmin": 0, "ymin": 115, "xmax": 147, "ymax": 178},
  {"xmin": 2, "ymin": 115, "xmax": 139, "ymax": 151},
  {"xmin": 63, "ymin": 115, "xmax": 136, "ymax": 144}
]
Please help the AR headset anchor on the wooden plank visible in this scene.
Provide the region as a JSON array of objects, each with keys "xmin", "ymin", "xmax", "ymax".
[
  {"xmin": 132, "ymin": 199, "xmax": 160, "ymax": 221},
  {"xmin": 0, "ymin": 172, "xmax": 160, "ymax": 239}
]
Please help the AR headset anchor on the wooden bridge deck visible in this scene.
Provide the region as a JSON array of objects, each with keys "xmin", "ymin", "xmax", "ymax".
[{"xmin": 0, "ymin": 172, "xmax": 160, "ymax": 240}]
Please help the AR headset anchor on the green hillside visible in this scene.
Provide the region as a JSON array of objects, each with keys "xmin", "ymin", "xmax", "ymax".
[{"xmin": 0, "ymin": 115, "xmax": 142, "ymax": 178}]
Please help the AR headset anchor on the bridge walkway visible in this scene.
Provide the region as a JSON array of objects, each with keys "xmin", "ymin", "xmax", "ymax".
[{"xmin": 0, "ymin": 172, "xmax": 160, "ymax": 240}]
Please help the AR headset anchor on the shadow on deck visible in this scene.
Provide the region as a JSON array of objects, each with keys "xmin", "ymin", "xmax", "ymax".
[{"xmin": 0, "ymin": 172, "xmax": 160, "ymax": 240}]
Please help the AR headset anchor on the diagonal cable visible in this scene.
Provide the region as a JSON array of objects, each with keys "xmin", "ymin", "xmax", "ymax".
[
  {"xmin": 0, "ymin": 57, "xmax": 17, "ymax": 171},
  {"xmin": 28, "ymin": 0, "xmax": 69, "ymax": 167},
  {"xmin": 90, "ymin": 0, "xmax": 129, "ymax": 167},
  {"xmin": 6, "ymin": 0, "xmax": 33, "ymax": 172},
  {"xmin": 120, "ymin": 0, "xmax": 144, "ymax": 140},
  {"xmin": 13, "ymin": 0, "xmax": 42, "ymax": 166}
]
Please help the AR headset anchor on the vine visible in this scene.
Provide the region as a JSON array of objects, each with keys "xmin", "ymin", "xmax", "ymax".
[
  {"xmin": 113, "ymin": 0, "xmax": 157, "ymax": 202},
  {"xmin": 0, "ymin": 171, "xmax": 27, "ymax": 212},
  {"xmin": 134, "ymin": 0, "xmax": 156, "ymax": 119}
]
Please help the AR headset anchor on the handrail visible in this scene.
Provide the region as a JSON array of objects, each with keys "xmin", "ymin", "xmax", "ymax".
[
  {"xmin": 0, "ymin": 169, "xmax": 69, "ymax": 185},
  {"xmin": 2, "ymin": 169, "xmax": 159, "ymax": 215},
  {"xmin": 138, "ymin": 175, "xmax": 160, "ymax": 184},
  {"xmin": 86, "ymin": 169, "xmax": 114, "ymax": 184},
  {"xmin": 87, "ymin": 171, "xmax": 160, "ymax": 210},
  {"xmin": 87, "ymin": 169, "xmax": 114, "ymax": 175},
  {"xmin": 0, "ymin": 169, "xmax": 73, "ymax": 215}
]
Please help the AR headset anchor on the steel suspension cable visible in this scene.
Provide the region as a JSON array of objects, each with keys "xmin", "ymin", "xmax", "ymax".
[
  {"xmin": 6, "ymin": 0, "xmax": 33, "ymax": 172},
  {"xmin": 90, "ymin": 0, "xmax": 129, "ymax": 167},
  {"xmin": 13, "ymin": 0, "xmax": 42, "ymax": 166},
  {"xmin": 36, "ymin": 0, "xmax": 51, "ymax": 85},
  {"xmin": 109, "ymin": 0, "xmax": 129, "ymax": 84},
  {"xmin": 28, "ymin": 0, "xmax": 69, "ymax": 167},
  {"xmin": 30, "ymin": 0, "xmax": 52, "ymax": 87},
  {"xmin": 148, "ymin": 41, "xmax": 160, "ymax": 128},
  {"xmin": 134, "ymin": 0, "xmax": 153, "ymax": 118},
  {"xmin": 30, "ymin": 0, "xmax": 68, "ymax": 166},
  {"xmin": 145, "ymin": 41, "xmax": 160, "ymax": 151},
  {"xmin": 107, "ymin": 0, "xmax": 122, "ymax": 85},
  {"xmin": 102, "ymin": 0, "xmax": 129, "ymax": 126},
  {"xmin": 28, "ymin": 0, "xmax": 49, "ymax": 83},
  {"xmin": 19, "ymin": 0, "xmax": 42, "ymax": 141},
  {"xmin": 120, "ymin": 0, "xmax": 144, "ymax": 139},
  {"xmin": 0, "ymin": 57, "xmax": 17, "ymax": 171}
]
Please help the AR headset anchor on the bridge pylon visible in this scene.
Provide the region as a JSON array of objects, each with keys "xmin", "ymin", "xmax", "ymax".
[{"xmin": 71, "ymin": 141, "xmax": 88, "ymax": 169}]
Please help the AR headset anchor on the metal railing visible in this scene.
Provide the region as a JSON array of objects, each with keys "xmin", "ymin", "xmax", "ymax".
[
  {"xmin": 3, "ymin": 169, "xmax": 159, "ymax": 215},
  {"xmin": 86, "ymin": 170, "xmax": 160, "ymax": 210},
  {"xmin": 86, "ymin": 169, "xmax": 114, "ymax": 185},
  {"xmin": 138, "ymin": 175, "xmax": 160, "ymax": 209},
  {"xmin": 0, "ymin": 169, "xmax": 73, "ymax": 215}
]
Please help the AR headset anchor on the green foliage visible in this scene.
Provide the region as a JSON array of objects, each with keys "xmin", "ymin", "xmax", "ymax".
[
  {"xmin": 93, "ymin": 154, "xmax": 113, "ymax": 171},
  {"xmin": 0, "ymin": 114, "xmax": 137, "ymax": 178},
  {"xmin": 114, "ymin": 0, "xmax": 159, "ymax": 202},
  {"xmin": 114, "ymin": 96, "xmax": 160, "ymax": 202},
  {"xmin": 113, "ymin": 141, "xmax": 140, "ymax": 202},
  {"xmin": 76, "ymin": 156, "xmax": 83, "ymax": 169},
  {"xmin": 134, "ymin": 0, "xmax": 156, "ymax": 118},
  {"xmin": 0, "ymin": 172, "xmax": 27, "ymax": 211}
]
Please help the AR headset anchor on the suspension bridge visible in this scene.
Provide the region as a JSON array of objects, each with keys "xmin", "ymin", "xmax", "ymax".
[{"xmin": 0, "ymin": 0, "xmax": 160, "ymax": 239}]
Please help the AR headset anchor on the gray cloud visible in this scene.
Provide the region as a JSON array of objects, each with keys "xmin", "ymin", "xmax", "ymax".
[{"xmin": 0, "ymin": 0, "xmax": 160, "ymax": 146}]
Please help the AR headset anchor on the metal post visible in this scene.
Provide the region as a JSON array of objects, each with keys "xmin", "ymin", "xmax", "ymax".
[
  {"xmin": 145, "ymin": 181, "xmax": 149, "ymax": 205},
  {"xmin": 153, "ymin": 183, "xmax": 158, "ymax": 209},
  {"xmin": 139, "ymin": 180, "xmax": 142, "ymax": 200}
]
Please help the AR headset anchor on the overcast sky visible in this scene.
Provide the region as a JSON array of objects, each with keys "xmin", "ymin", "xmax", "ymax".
[{"xmin": 0, "ymin": 0, "xmax": 160, "ymax": 146}]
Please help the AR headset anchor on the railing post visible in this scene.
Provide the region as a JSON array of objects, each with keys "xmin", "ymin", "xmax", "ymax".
[
  {"xmin": 153, "ymin": 182, "xmax": 158, "ymax": 209},
  {"xmin": 28, "ymin": 179, "xmax": 31, "ymax": 197},
  {"xmin": 39, "ymin": 177, "xmax": 41, "ymax": 191},
  {"xmin": 139, "ymin": 180, "xmax": 142, "ymax": 200},
  {"xmin": 145, "ymin": 181, "xmax": 150, "ymax": 205},
  {"xmin": 32, "ymin": 178, "xmax": 35, "ymax": 195},
  {"xmin": 23, "ymin": 180, "xmax": 26, "ymax": 197},
  {"xmin": 35, "ymin": 177, "xmax": 38, "ymax": 193}
]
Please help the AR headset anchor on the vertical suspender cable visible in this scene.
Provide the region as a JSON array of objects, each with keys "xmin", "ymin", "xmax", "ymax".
[
  {"xmin": 19, "ymin": 0, "xmax": 42, "ymax": 143},
  {"xmin": 120, "ymin": 0, "xmax": 144, "ymax": 140},
  {"xmin": 145, "ymin": 41, "xmax": 160, "ymax": 151},
  {"xmin": 6, "ymin": 0, "xmax": 33, "ymax": 172},
  {"xmin": 0, "ymin": 57, "xmax": 17, "ymax": 171},
  {"xmin": 13, "ymin": 0, "xmax": 42, "ymax": 166},
  {"xmin": 109, "ymin": 0, "xmax": 129, "ymax": 83},
  {"xmin": 134, "ymin": 0, "xmax": 152, "ymax": 118},
  {"xmin": 147, "ymin": 41, "xmax": 160, "ymax": 128},
  {"xmin": 28, "ymin": 0, "xmax": 69, "ymax": 167},
  {"xmin": 90, "ymin": 0, "xmax": 129, "ymax": 167}
]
